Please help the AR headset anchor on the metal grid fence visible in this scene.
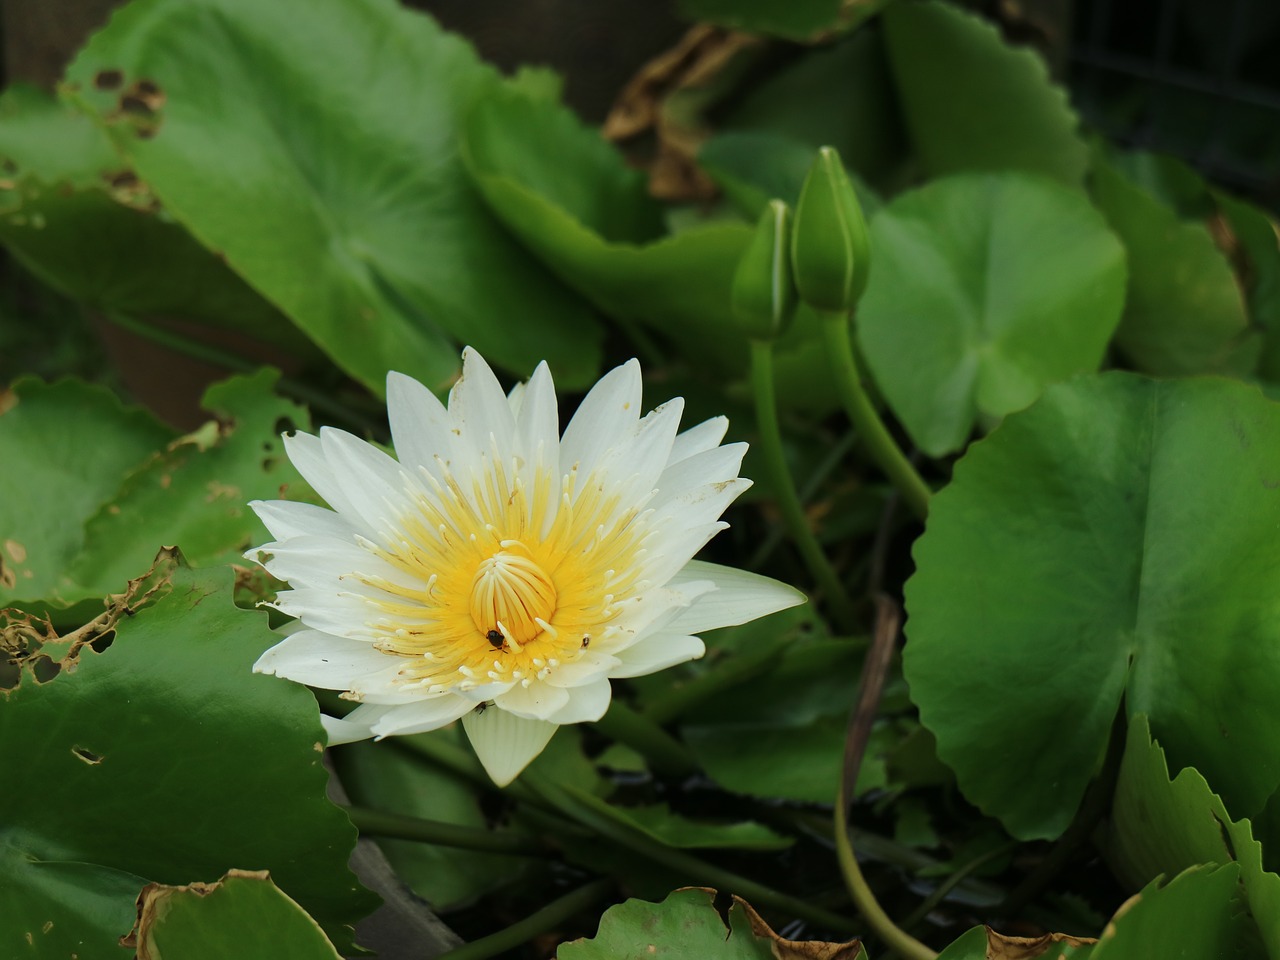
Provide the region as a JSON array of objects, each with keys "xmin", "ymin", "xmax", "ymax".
[{"xmin": 1068, "ymin": 0, "xmax": 1280, "ymax": 206}]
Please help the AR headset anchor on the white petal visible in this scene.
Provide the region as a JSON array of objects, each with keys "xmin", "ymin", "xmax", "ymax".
[
  {"xmin": 283, "ymin": 432, "xmax": 363, "ymax": 523},
  {"xmin": 513, "ymin": 361, "xmax": 560, "ymax": 480},
  {"xmin": 249, "ymin": 500, "xmax": 357, "ymax": 543},
  {"xmin": 250, "ymin": 536, "xmax": 423, "ymax": 593},
  {"xmin": 319, "ymin": 428, "xmax": 418, "ymax": 538},
  {"xmin": 463, "ymin": 709, "xmax": 559, "ymax": 787},
  {"xmin": 668, "ymin": 416, "xmax": 729, "ymax": 466},
  {"xmin": 543, "ymin": 651, "xmax": 622, "ymax": 688},
  {"xmin": 493, "ymin": 680, "xmax": 570, "ymax": 720},
  {"xmin": 591, "ymin": 398, "xmax": 684, "ymax": 507},
  {"xmin": 651, "ymin": 443, "xmax": 747, "ymax": 510},
  {"xmin": 253, "ymin": 629, "xmax": 398, "ymax": 689},
  {"xmin": 450, "ymin": 346, "xmax": 516, "ymax": 462},
  {"xmin": 597, "ymin": 580, "xmax": 717, "ymax": 655},
  {"xmin": 665, "ymin": 560, "xmax": 807, "ymax": 635},
  {"xmin": 387, "ymin": 370, "xmax": 457, "ymax": 483},
  {"xmin": 610, "ymin": 633, "xmax": 706, "ymax": 679},
  {"xmin": 543, "ymin": 676, "xmax": 613, "ymax": 724},
  {"xmin": 321, "ymin": 712, "xmax": 378, "ymax": 746},
  {"xmin": 367, "ymin": 695, "xmax": 475, "ymax": 737},
  {"xmin": 560, "ymin": 358, "xmax": 642, "ymax": 477},
  {"xmin": 268, "ymin": 587, "xmax": 393, "ymax": 640}
]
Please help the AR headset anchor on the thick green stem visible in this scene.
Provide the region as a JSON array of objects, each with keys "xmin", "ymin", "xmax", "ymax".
[
  {"xmin": 834, "ymin": 802, "xmax": 935, "ymax": 960},
  {"xmin": 749, "ymin": 338, "xmax": 858, "ymax": 628},
  {"xmin": 343, "ymin": 804, "xmax": 547, "ymax": 857},
  {"xmin": 818, "ymin": 313, "xmax": 930, "ymax": 521},
  {"xmin": 434, "ymin": 878, "xmax": 614, "ymax": 960},
  {"xmin": 592, "ymin": 700, "xmax": 699, "ymax": 778},
  {"xmin": 525, "ymin": 773, "xmax": 858, "ymax": 936}
]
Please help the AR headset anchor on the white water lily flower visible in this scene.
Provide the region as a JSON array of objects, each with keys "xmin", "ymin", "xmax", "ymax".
[{"xmin": 249, "ymin": 348, "xmax": 804, "ymax": 785}]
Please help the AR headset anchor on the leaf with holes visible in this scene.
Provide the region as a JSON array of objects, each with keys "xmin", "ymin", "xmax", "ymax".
[
  {"xmin": 905, "ymin": 373, "xmax": 1280, "ymax": 839},
  {"xmin": 0, "ymin": 86, "xmax": 300, "ymax": 347},
  {"xmin": 0, "ymin": 377, "xmax": 172, "ymax": 608},
  {"xmin": 69, "ymin": 368, "xmax": 313, "ymax": 594},
  {"xmin": 0, "ymin": 558, "xmax": 377, "ymax": 956},
  {"xmin": 63, "ymin": 0, "xmax": 602, "ymax": 394}
]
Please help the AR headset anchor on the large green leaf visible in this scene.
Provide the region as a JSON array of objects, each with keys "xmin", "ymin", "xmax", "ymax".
[
  {"xmin": 69, "ymin": 369, "xmax": 313, "ymax": 594},
  {"xmin": 1107, "ymin": 716, "xmax": 1280, "ymax": 957},
  {"xmin": 718, "ymin": 29, "xmax": 909, "ymax": 188},
  {"xmin": 0, "ymin": 86, "xmax": 297, "ymax": 345},
  {"xmin": 463, "ymin": 84, "xmax": 753, "ymax": 373},
  {"xmin": 905, "ymin": 374, "xmax": 1280, "ymax": 839},
  {"xmin": 0, "ymin": 560, "xmax": 377, "ymax": 955},
  {"xmin": 1090, "ymin": 159, "xmax": 1251, "ymax": 374},
  {"xmin": 882, "ymin": 1, "xmax": 1088, "ymax": 184},
  {"xmin": 857, "ymin": 173, "xmax": 1126, "ymax": 455},
  {"xmin": 558, "ymin": 887, "xmax": 861, "ymax": 960},
  {"xmin": 126, "ymin": 871, "xmax": 342, "ymax": 960},
  {"xmin": 0, "ymin": 377, "xmax": 172, "ymax": 607},
  {"xmin": 63, "ymin": 0, "xmax": 602, "ymax": 394},
  {"xmin": 1088, "ymin": 866, "xmax": 1247, "ymax": 958}
]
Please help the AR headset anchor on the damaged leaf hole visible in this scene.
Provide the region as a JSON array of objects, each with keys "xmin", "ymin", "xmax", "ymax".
[
  {"xmin": 120, "ymin": 78, "xmax": 165, "ymax": 116},
  {"xmin": 93, "ymin": 68, "xmax": 124, "ymax": 91},
  {"xmin": 72, "ymin": 746, "xmax": 104, "ymax": 765},
  {"xmin": 32, "ymin": 654, "xmax": 60, "ymax": 683}
]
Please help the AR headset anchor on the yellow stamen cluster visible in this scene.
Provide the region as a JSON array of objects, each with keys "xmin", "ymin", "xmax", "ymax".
[{"xmin": 356, "ymin": 452, "xmax": 655, "ymax": 692}]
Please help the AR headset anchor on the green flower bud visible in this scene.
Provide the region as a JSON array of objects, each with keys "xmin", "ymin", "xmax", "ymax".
[
  {"xmin": 731, "ymin": 199, "xmax": 797, "ymax": 341},
  {"xmin": 790, "ymin": 146, "xmax": 871, "ymax": 313}
]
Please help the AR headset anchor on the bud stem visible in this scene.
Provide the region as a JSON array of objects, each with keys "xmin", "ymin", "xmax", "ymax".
[
  {"xmin": 818, "ymin": 312, "xmax": 931, "ymax": 521},
  {"xmin": 749, "ymin": 338, "xmax": 858, "ymax": 629}
]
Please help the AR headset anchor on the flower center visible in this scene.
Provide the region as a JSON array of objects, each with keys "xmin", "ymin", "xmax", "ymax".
[{"xmin": 468, "ymin": 542, "xmax": 557, "ymax": 647}]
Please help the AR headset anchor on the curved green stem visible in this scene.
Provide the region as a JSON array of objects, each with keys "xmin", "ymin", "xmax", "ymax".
[
  {"xmin": 749, "ymin": 338, "xmax": 858, "ymax": 628},
  {"xmin": 592, "ymin": 700, "xmax": 699, "ymax": 778},
  {"xmin": 343, "ymin": 804, "xmax": 547, "ymax": 857},
  {"xmin": 434, "ymin": 878, "xmax": 614, "ymax": 960},
  {"xmin": 818, "ymin": 312, "xmax": 930, "ymax": 521},
  {"xmin": 525, "ymin": 773, "xmax": 858, "ymax": 935},
  {"xmin": 834, "ymin": 801, "xmax": 935, "ymax": 960}
]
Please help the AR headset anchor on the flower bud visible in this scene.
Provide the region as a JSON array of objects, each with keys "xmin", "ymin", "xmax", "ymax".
[
  {"xmin": 731, "ymin": 199, "xmax": 797, "ymax": 341},
  {"xmin": 790, "ymin": 146, "xmax": 871, "ymax": 313}
]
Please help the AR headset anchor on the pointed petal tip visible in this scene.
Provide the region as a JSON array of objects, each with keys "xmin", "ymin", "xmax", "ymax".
[{"xmin": 462, "ymin": 708, "xmax": 559, "ymax": 787}]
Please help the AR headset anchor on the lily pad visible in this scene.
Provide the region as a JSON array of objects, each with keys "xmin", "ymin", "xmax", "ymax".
[
  {"xmin": 64, "ymin": 0, "xmax": 602, "ymax": 394},
  {"xmin": 882, "ymin": 1, "xmax": 1088, "ymax": 184},
  {"xmin": 905, "ymin": 373, "xmax": 1280, "ymax": 839},
  {"xmin": 857, "ymin": 172, "xmax": 1126, "ymax": 455},
  {"xmin": 1090, "ymin": 158, "xmax": 1251, "ymax": 375},
  {"xmin": 0, "ymin": 377, "xmax": 172, "ymax": 607},
  {"xmin": 0, "ymin": 558, "xmax": 377, "ymax": 955},
  {"xmin": 69, "ymin": 369, "xmax": 314, "ymax": 594},
  {"xmin": 123, "ymin": 870, "xmax": 342, "ymax": 960},
  {"xmin": 0, "ymin": 86, "xmax": 297, "ymax": 346},
  {"xmin": 1107, "ymin": 716, "xmax": 1280, "ymax": 957},
  {"xmin": 558, "ymin": 887, "xmax": 862, "ymax": 960}
]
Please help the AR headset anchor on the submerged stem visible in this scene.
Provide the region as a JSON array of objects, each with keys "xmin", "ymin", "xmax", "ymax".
[
  {"xmin": 434, "ymin": 878, "xmax": 614, "ymax": 960},
  {"xmin": 749, "ymin": 338, "xmax": 858, "ymax": 628},
  {"xmin": 592, "ymin": 699, "xmax": 699, "ymax": 778},
  {"xmin": 524, "ymin": 772, "xmax": 859, "ymax": 936},
  {"xmin": 818, "ymin": 312, "xmax": 930, "ymax": 521},
  {"xmin": 344, "ymin": 804, "xmax": 547, "ymax": 857}
]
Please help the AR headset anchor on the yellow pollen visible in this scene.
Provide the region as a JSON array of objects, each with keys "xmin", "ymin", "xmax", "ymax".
[{"xmin": 469, "ymin": 544, "xmax": 557, "ymax": 645}]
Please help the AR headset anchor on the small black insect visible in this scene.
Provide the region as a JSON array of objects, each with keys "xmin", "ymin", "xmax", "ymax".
[
  {"xmin": 581, "ymin": 634, "xmax": 591, "ymax": 649},
  {"xmin": 486, "ymin": 629, "xmax": 505, "ymax": 649}
]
